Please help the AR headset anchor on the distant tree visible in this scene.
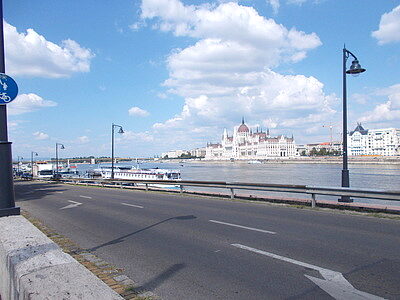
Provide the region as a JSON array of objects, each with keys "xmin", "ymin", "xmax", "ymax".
[
  {"xmin": 179, "ymin": 153, "xmax": 194, "ymax": 159},
  {"xmin": 309, "ymin": 147, "xmax": 317, "ymax": 156}
]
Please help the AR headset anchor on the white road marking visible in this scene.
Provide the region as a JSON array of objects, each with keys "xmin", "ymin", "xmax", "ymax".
[
  {"xmin": 121, "ymin": 202, "xmax": 144, "ymax": 209},
  {"xmin": 79, "ymin": 195, "xmax": 92, "ymax": 199},
  {"xmin": 60, "ymin": 200, "xmax": 83, "ymax": 210},
  {"xmin": 232, "ymin": 244, "xmax": 384, "ymax": 300},
  {"xmin": 56, "ymin": 191, "xmax": 64, "ymax": 194},
  {"xmin": 209, "ymin": 220, "xmax": 276, "ymax": 235}
]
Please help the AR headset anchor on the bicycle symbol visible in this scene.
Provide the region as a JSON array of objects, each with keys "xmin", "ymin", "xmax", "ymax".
[{"xmin": 0, "ymin": 92, "xmax": 11, "ymax": 102}]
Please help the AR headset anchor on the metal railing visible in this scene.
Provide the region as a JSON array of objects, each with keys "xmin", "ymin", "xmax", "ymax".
[{"xmin": 40, "ymin": 177, "xmax": 400, "ymax": 208}]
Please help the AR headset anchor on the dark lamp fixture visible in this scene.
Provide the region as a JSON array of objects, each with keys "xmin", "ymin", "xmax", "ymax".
[
  {"xmin": 60, "ymin": 145, "xmax": 65, "ymax": 149},
  {"xmin": 118, "ymin": 128, "xmax": 124, "ymax": 134},
  {"xmin": 346, "ymin": 59, "xmax": 366, "ymax": 74}
]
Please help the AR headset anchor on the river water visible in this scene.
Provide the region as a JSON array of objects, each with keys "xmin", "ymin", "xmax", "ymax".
[{"xmin": 76, "ymin": 161, "xmax": 400, "ymax": 207}]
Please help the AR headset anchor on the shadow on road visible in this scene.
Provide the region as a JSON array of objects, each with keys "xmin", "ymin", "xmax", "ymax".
[
  {"xmin": 136, "ymin": 263, "xmax": 186, "ymax": 293},
  {"xmin": 14, "ymin": 181, "xmax": 67, "ymax": 202},
  {"xmin": 87, "ymin": 215, "xmax": 197, "ymax": 252}
]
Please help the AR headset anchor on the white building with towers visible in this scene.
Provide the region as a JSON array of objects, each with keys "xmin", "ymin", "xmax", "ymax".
[
  {"xmin": 205, "ymin": 118, "xmax": 297, "ymax": 160},
  {"xmin": 348, "ymin": 123, "xmax": 400, "ymax": 156}
]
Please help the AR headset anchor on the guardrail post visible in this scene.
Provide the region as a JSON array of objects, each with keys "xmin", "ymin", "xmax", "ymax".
[
  {"xmin": 180, "ymin": 185, "xmax": 183, "ymax": 194},
  {"xmin": 230, "ymin": 188, "xmax": 234, "ymax": 199},
  {"xmin": 311, "ymin": 193, "xmax": 316, "ymax": 208},
  {"xmin": 145, "ymin": 183, "xmax": 148, "ymax": 191},
  {"xmin": 120, "ymin": 182, "xmax": 123, "ymax": 189}
]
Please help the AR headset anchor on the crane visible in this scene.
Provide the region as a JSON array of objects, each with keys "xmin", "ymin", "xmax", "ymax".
[{"xmin": 322, "ymin": 123, "xmax": 338, "ymax": 151}]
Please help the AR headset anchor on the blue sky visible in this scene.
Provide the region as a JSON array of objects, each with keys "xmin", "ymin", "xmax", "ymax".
[{"xmin": 4, "ymin": 0, "xmax": 400, "ymax": 158}]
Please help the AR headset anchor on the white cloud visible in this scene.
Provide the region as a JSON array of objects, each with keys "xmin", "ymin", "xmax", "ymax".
[
  {"xmin": 141, "ymin": 0, "xmax": 333, "ymax": 147},
  {"xmin": 8, "ymin": 121, "xmax": 19, "ymax": 130},
  {"xmin": 128, "ymin": 106, "xmax": 150, "ymax": 117},
  {"xmin": 267, "ymin": 0, "xmax": 315, "ymax": 13},
  {"xmin": 372, "ymin": 5, "xmax": 400, "ymax": 45},
  {"xmin": 142, "ymin": 1, "xmax": 321, "ymax": 59},
  {"xmin": 33, "ymin": 131, "xmax": 49, "ymax": 140},
  {"xmin": 77, "ymin": 136, "xmax": 89, "ymax": 143},
  {"xmin": 7, "ymin": 93, "xmax": 57, "ymax": 115},
  {"xmin": 262, "ymin": 118, "xmax": 278, "ymax": 129},
  {"xmin": 287, "ymin": 0, "xmax": 308, "ymax": 5},
  {"xmin": 118, "ymin": 130, "xmax": 154, "ymax": 142},
  {"xmin": 267, "ymin": 0, "xmax": 280, "ymax": 14},
  {"xmin": 359, "ymin": 101, "xmax": 400, "ymax": 123},
  {"xmin": 351, "ymin": 93, "xmax": 370, "ymax": 105},
  {"xmin": 157, "ymin": 92, "xmax": 168, "ymax": 99},
  {"xmin": 359, "ymin": 84, "xmax": 400, "ymax": 123},
  {"xmin": 5, "ymin": 21, "xmax": 95, "ymax": 78},
  {"xmin": 129, "ymin": 21, "xmax": 146, "ymax": 31}
]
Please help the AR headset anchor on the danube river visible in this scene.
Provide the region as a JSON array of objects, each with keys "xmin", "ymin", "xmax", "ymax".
[{"xmin": 76, "ymin": 161, "xmax": 400, "ymax": 207}]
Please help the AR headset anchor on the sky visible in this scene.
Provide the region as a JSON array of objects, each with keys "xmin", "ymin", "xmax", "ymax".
[{"xmin": 4, "ymin": 0, "xmax": 400, "ymax": 159}]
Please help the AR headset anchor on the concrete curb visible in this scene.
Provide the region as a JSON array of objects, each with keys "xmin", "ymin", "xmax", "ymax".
[{"xmin": 0, "ymin": 215, "xmax": 123, "ymax": 300}]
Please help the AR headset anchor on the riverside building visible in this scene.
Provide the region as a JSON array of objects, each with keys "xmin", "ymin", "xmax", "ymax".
[
  {"xmin": 205, "ymin": 119, "xmax": 297, "ymax": 160},
  {"xmin": 348, "ymin": 123, "xmax": 400, "ymax": 156}
]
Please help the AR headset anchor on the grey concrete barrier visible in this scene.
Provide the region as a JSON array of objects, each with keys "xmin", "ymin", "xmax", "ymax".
[{"xmin": 0, "ymin": 216, "xmax": 123, "ymax": 300}]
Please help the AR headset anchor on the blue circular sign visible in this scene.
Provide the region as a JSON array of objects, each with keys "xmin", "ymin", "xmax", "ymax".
[{"xmin": 0, "ymin": 73, "xmax": 18, "ymax": 104}]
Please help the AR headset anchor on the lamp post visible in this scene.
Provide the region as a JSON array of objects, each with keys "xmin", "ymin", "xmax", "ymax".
[
  {"xmin": 55, "ymin": 143, "xmax": 65, "ymax": 178},
  {"xmin": 111, "ymin": 123, "xmax": 124, "ymax": 179},
  {"xmin": 17, "ymin": 156, "xmax": 23, "ymax": 175},
  {"xmin": 31, "ymin": 152, "xmax": 38, "ymax": 177},
  {"xmin": 0, "ymin": 0, "xmax": 19, "ymax": 217},
  {"xmin": 340, "ymin": 46, "xmax": 366, "ymax": 202}
]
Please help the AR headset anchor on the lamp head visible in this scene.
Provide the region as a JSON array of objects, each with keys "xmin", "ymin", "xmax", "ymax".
[
  {"xmin": 346, "ymin": 59, "xmax": 366, "ymax": 75},
  {"xmin": 60, "ymin": 145, "xmax": 65, "ymax": 149},
  {"xmin": 118, "ymin": 127, "xmax": 124, "ymax": 134}
]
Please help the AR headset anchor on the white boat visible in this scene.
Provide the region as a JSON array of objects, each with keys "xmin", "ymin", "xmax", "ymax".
[
  {"xmin": 95, "ymin": 166, "xmax": 181, "ymax": 181},
  {"xmin": 247, "ymin": 160, "xmax": 262, "ymax": 164}
]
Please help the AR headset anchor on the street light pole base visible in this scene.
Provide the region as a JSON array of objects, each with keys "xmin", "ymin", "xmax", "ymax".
[
  {"xmin": 338, "ymin": 196, "xmax": 353, "ymax": 203},
  {"xmin": 0, "ymin": 206, "xmax": 20, "ymax": 217}
]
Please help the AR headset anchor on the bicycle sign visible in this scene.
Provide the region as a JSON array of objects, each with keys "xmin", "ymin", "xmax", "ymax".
[{"xmin": 0, "ymin": 73, "xmax": 18, "ymax": 104}]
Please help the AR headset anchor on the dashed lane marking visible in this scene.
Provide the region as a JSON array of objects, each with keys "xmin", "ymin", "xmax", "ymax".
[
  {"xmin": 79, "ymin": 195, "xmax": 92, "ymax": 199},
  {"xmin": 209, "ymin": 220, "xmax": 276, "ymax": 235},
  {"xmin": 121, "ymin": 202, "xmax": 144, "ymax": 209}
]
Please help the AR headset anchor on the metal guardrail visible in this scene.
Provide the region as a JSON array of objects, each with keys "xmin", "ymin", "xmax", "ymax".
[{"xmin": 39, "ymin": 177, "xmax": 400, "ymax": 209}]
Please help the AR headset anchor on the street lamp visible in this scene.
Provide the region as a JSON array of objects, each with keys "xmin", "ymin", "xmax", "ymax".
[
  {"xmin": 340, "ymin": 46, "xmax": 366, "ymax": 202},
  {"xmin": 0, "ymin": 0, "xmax": 19, "ymax": 217},
  {"xmin": 55, "ymin": 143, "xmax": 65, "ymax": 178},
  {"xmin": 17, "ymin": 156, "xmax": 23, "ymax": 175},
  {"xmin": 111, "ymin": 123, "xmax": 124, "ymax": 179},
  {"xmin": 31, "ymin": 152, "xmax": 38, "ymax": 177}
]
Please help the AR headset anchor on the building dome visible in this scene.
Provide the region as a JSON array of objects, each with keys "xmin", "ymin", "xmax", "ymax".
[
  {"xmin": 238, "ymin": 123, "xmax": 249, "ymax": 133},
  {"xmin": 237, "ymin": 117, "xmax": 249, "ymax": 133}
]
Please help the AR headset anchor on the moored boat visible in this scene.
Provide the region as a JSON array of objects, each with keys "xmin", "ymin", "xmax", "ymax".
[{"xmin": 95, "ymin": 166, "xmax": 181, "ymax": 181}]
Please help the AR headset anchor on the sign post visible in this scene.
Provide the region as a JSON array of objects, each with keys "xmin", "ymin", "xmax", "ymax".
[{"xmin": 0, "ymin": 0, "xmax": 20, "ymax": 217}]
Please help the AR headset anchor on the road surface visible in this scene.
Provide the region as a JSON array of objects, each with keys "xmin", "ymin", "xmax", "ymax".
[{"xmin": 15, "ymin": 181, "xmax": 400, "ymax": 299}]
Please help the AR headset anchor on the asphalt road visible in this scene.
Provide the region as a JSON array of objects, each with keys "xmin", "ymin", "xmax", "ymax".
[{"xmin": 15, "ymin": 181, "xmax": 400, "ymax": 299}]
